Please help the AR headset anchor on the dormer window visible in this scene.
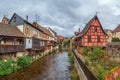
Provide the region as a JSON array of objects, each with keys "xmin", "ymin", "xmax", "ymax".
[
  {"xmin": 13, "ymin": 16, "xmax": 16, "ymax": 22},
  {"xmin": 94, "ymin": 27, "xmax": 97, "ymax": 32}
]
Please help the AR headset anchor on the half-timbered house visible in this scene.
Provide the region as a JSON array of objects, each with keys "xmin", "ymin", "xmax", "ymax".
[
  {"xmin": 32, "ymin": 22, "xmax": 56, "ymax": 51},
  {"xmin": 74, "ymin": 15, "xmax": 107, "ymax": 54},
  {"xmin": 9, "ymin": 13, "xmax": 46, "ymax": 52},
  {"xmin": 0, "ymin": 23, "xmax": 25, "ymax": 59}
]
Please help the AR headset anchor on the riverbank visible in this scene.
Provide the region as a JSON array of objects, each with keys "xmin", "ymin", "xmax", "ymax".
[
  {"xmin": 0, "ymin": 51, "xmax": 71, "ymax": 80},
  {"xmin": 68, "ymin": 50, "xmax": 79, "ymax": 80},
  {"xmin": 0, "ymin": 47, "xmax": 58, "ymax": 76}
]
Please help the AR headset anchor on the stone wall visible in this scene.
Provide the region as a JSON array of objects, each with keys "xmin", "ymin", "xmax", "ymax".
[
  {"xmin": 106, "ymin": 42, "xmax": 120, "ymax": 57},
  {"xmin": 72, "ymin": 50, "xmax": 98, "ymax": 80}
]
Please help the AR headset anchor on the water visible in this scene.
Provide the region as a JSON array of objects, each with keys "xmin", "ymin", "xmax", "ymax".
[{"xmin": 0, "ymin": 51, "xmax": 71, "ymax": 80}]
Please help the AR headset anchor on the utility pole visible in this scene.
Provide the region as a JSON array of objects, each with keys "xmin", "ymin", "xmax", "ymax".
[{"xmin": 35, "ymin": 14, "xmax": 40, "ymax": 23}]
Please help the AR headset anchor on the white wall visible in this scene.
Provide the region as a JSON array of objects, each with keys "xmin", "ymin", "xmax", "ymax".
[
  {"xmin": 17, "ymin": 25, "xmax": 24, "ymax": 33},
  {"xmin": 25, "ymin": 38, "xmax": 32, "ymax": 49}
]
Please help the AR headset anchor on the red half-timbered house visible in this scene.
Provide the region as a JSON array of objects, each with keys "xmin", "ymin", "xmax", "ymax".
[{"xmin": 74, "ymin": 15, "xmax": 107, "ymax": 54}]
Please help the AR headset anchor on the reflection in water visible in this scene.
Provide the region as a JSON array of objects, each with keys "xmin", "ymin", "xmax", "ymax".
[{"xmin": 0, "ymin": 51, "xmax": 71, "ymax": 80}]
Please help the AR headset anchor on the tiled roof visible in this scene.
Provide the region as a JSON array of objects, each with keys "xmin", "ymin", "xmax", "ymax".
[
  {"xmin": 57, "ymin": 35, "xmax": 64, "ymax": 41},
  {"xmin": 48, "ymin": 27, "xmax": 57, "ymax": 35},
  {"xmin": 33, "ymin": 22, "xmax": 54, "ymax": 37},
  {"xmin": 9, "ymin": 13, "xmax": 43, "ymax": 32},
  {"xmin": 76, "ymin": 15, "xmax": 106, "ymax": 38},
  {"xmin": 1, "ymin": 16, "xmax": 9, "ymax": 24},
  {"xmin": 112, "ymin": 24, "xmax": 120, "ymax": 33},
  {"xmin": 0, "ymin": 23, "xmax": 24, "ymax": 37}
]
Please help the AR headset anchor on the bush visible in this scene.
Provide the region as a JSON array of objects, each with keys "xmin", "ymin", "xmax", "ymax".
[
  {"xmin": 17, "ymin": 56, "xmax": 31, "ymax": 68},
  {"xmin": 0, "ymin": 59, "xmax": 18, "ymax": 75},
  {"xmin": 68, "ymin": 51, "xmax": 74, "ymax": 64},
  {"xmin": 84, "ymin": 58, "xmax": 89, "ymax": 66},
  {"xmin": 112, "ymin": 38, "xmax": 120, "ymax": 42},
  {"xmin": 82, "ymin": 47, "xmax": 91, "ymax": 56},
  {"xmin": 69, "ymin": 55, "xmax": 74, "ymax": 64}
]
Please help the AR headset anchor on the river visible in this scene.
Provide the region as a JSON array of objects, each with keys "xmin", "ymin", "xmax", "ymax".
[{"xmin": 0, "ymin": 51, "xmax": 71, "ymax": 80}]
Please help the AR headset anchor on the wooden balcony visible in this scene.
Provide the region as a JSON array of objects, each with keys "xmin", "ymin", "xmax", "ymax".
[
  {"xmin": 32, "ymin": 46, "xmax": 45, "ymax": 51},
  {"xmin": 32, "ymin": 38, "xmax": 46, "ymax": 51},
  {"xmin": 0, "ymin": 45, "xmax": 25, "ymax": 53}
]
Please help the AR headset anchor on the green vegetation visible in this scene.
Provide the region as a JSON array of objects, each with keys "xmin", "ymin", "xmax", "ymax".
[
  {"xmin": 48, "ymin": 49, "xmax": 58, "ymax": 54},
  {"xmin": 112, "ymin": 38, "xmax": 120, "ymax": 42},
  {"xmin": 0, "ymin": 59, "xmax": 18, "ymax": 75},
  {"xmin": 82, "ymin": 47, "xmax": 120, "ymax": 80},
  {"xmin": 70, "ymin": 65, "xmax": 79, "ymax": 80},
  {"xmin": 64, "ymin": 39, "xmax": 70, "ymax": 48},
  {"xmin": 68, "ymin": 51, "xmax": 74, "ymax": 64},
  {"xmin": 17, "ymin": 56, "xmax": 31, "ymax": 68},
  {"xmin": 68, "ymin": 50, "xmax": 79, "ymax": 80},
  {"xmin": 0, "ymin": 56, "xmax": 32, "ymax": 76},
  {"xmin": 0, "ymin": 48, "xmax": 59, "ymax": 76}
]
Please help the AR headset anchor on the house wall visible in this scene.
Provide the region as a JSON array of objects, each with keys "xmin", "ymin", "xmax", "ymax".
[
  {"xmin": 25, "ymin": 38, "xmax": 32, "ymax": 49},
  {"xmin": 106, "ymin": 42, "xmax": 120, "ymax": 57},
  {"xmin": 106, "ymin": 31, "xmax": 112, "ymax": 43},
  {"xmin": 112, "ymin": 32, "xmax": 120, "ymax": 38},
  {"xmin": 83, "ymin": 19, "xmax": 106, "ymax": 47},
  {"xmin": 9, "ymin": 14, "xmax": 24, "ymax": 26},
  {"xmin": 9, "ymin": 14, "xmax": 52, "ymax": 51},
  {"xmin": 17, "ymin": 25, "xmax": 24, "ymax": 33}
]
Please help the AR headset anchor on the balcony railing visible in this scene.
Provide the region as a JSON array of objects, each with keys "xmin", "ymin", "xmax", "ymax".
[
  {"xmin": 0, "ymin": 45, "xmax": 25, "ymax": 53},
  {"xmin": 32, "ymin": 45, "xmax": 45, "ymax": 50}
]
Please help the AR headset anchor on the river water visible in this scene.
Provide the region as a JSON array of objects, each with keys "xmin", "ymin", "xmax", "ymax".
[{"xmin": 0, "ymin": 51, "xmax": 71, "ymax": 80}]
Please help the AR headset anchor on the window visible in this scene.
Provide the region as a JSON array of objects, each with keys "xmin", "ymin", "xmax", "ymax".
[
  {"xmin": 29, "ymin": 40, "xmax": 30, "ymax": 43},
  {"xmin": 88, "ymin": 35, "xmax": 91, "ymax": 42},
  {"xmin": 13, "ymin": 16, "xmax": 16, "ymax": 22},
  {"xmin": 94, "ymin": 27, "xmax": 97, "ymax": 32},
  {"xmin": 43, "ymin": 41, "xmax": 45, "ymax": 46},
  {"xmin": 97, "ymin": 36, "xmax": 101, "ymax": 42}
]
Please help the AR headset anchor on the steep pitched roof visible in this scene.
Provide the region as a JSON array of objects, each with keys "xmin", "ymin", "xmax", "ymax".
[
  {"xmin": 57, "ymin": 35, "xmax": 64, "ymax": 41},
  {"xmin": 0, "ymin": 23, "xmax": 24, "ymax": 37},
  {"xmin": 32, "ymin": 22, "xmax": 54, "ymax": 37},
  {"xmin": 48, "ymin": 27, "xmax": 57, "ymax": 35},
  {"xmin": 9, "ymin": 13, "xmax": 43, "ymax": 32},
  {"xmin": 77, "ymin": 15, "xmax": 106, "ymax": 38},
  {"xmin": 112, "ymin": 24, "xmax": 120, "ymax": 33},
  {"xmin": 1, "ymin": 16, "xmax": 9, "ymax": 24}
]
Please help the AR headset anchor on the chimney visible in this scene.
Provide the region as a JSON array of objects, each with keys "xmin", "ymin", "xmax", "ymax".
[
  {"xmin": 33, "ymin": 22, "xmax": 38, "ymax": 27},
  {"xmin": 26, "ymin": 16, "xmax": 28, "ymax": 21},
  {"xmin": 78, "ymin": 28, "xmax": 80, "ymax": 33}
]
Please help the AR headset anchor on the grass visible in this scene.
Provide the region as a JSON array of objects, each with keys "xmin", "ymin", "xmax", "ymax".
[
  {"xmin": 68, "ymin": 50, "xmax": 79, "ymax": 80},
  {"xmin": 70, "ymin": 64, "xmax": 79, "ymax": 80}
]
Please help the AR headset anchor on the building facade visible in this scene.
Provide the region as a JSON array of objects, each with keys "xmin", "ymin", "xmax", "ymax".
[
  {"xmin": 112, "ymin": 24, "xmax": 120, "ymax": 38},
  {"xmin": 73, "ymin": 15, "xmax": 107, "ymax": 54},
  {"xmin": 0, "ymin": 23, "xmax": 25, "ymax": 59},
  {"xmin": 9, "ymin": 13, "xmax": 46, "ymax": 52}
]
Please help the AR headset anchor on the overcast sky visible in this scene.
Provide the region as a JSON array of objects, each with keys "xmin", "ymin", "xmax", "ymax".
[{"xmin": 0, "ymin": 0, "xmax": 120, "ymax": 37}]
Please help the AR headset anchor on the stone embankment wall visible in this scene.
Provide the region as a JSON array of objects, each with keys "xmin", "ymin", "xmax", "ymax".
[{"xmin": 72, "ymin": 50, "xmax": 98, "ymax": 80}]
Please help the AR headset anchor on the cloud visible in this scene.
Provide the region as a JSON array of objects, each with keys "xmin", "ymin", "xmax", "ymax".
[{"xmin": 0, "ymin": 0, "xmax": 120, "ymax": 37}]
